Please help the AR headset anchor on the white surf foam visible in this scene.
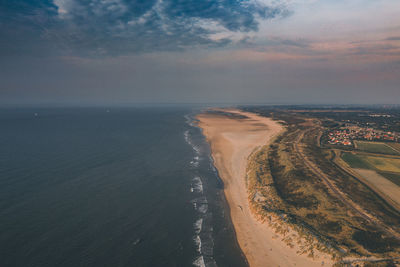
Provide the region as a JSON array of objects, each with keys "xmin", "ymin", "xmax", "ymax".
[
  {"xmin": 184, "ymin": 114, "xmax": 196, "ymax": 127},
  {"xmin": 190, "ymin": 160, "xmax": 200, "ymax": 167},
  {"xmin": 184, "ymin": 130, "xmax": 201, "ymax": 155},
  {"xmin": 198, "ymin": 203, "xmax": 208, "ymax": 214},
  {"xmin": 193, "ymin": 235, "xmax": 202, "ymax": 253},
  {"xmin": 192, "ymin": 176, "xmax": 203, "ymax": 193},
  {"xmin": 193, "ymin": 218, "xmax": 203, "ymax": 235},
  {"xmin": 191, "ymin": 197, "xmax": 207, "ymax": 205},
  {"xmin": 191, "ymin": 197, "xmax": 208, "ymax": 214},
  {"xmin": 184, "ymin": 114, "xmax": 217, "ymax": 266},
  {"xmin": 193, "ymin": 256, "xmax": 205, "ymax": 267}
]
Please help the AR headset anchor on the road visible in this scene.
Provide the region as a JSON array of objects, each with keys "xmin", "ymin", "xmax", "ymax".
[{"xmin": 293, "ymin": 128, "xmax": 400, "ymax": 241}]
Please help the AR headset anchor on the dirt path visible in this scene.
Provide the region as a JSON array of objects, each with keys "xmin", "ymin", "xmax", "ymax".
[{"xmin": 294, "ymin": 128, "xmax": 400, "ymax": 241}]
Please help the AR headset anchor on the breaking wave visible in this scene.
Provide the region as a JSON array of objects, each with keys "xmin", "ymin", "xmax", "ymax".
[
  {"xmin": 193, "ymin": 256, "xmax": 206, "ymax": 267},
  {"xmin": 194, "ymin": 218, "xmax": 203, "ymax": 235},
  {"xmin": 192, "ymin": 176, "xmax": 203, "ymax": 193},
  {"xmin": 184, "ymin": 113, "xmax": 217, "ymax": 267}
]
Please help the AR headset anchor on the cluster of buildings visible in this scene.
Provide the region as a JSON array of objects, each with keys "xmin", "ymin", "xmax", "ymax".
[
  {"xmin": 326, "ymin": 126, "xmax": 399, "ymax": 146},
  {"xmin": 368, "ymin": 114, "xmax": 393, "ymax": 118},
  {"xmin": 327, "ymin": 130, "xmax": 353, "ymax": 146}
]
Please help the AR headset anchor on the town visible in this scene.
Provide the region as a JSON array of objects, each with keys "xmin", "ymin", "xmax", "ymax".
[{"xmin": 326, "ymin": 126, "xmax": 400, "ymax": 146}]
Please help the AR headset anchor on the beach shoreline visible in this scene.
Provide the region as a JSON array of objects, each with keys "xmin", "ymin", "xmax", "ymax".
[{"xmin": 197, "ymin": 108, "xmax": 332, "ymax": 267}]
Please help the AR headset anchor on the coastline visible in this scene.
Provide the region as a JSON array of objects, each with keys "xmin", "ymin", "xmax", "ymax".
[{"xmin": 197, "ymin": 109, "xmax": 332, "ymax": 267}]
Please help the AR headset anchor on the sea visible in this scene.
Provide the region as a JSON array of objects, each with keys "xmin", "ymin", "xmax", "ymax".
[{"xmin": 0, "ymin": 107, "xmax": 248, "ymax": 267}]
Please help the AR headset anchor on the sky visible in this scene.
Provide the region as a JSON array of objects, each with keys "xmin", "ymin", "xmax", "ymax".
[{"xmin": 1, "ymin": 0, "xmax": 400, "ymax": 105}]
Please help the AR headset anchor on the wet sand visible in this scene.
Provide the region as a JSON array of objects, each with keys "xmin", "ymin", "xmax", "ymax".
[{"xmin": 197, "ymin": 109, "xmax": 332, "ymax": 267}]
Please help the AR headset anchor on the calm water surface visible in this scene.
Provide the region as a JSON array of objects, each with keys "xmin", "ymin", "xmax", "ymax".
[{"xmin": 0, "ymin": 107, "xmax": 247, "ymax": 267}]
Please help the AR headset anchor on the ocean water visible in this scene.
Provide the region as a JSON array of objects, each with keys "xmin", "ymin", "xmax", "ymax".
[{"xmin": 0, "ymin": 107, "xmax": 247, "ymax": 267}]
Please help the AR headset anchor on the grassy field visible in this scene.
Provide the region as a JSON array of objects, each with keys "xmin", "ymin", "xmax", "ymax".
[
  {"xmin": 251, "ymin": 115, "xmax": 400, "ymax": 259},
  {"xmin": 388, "ymin": 143, "xmax": 400, "ymax": 153},
  {"xmin": 342, "ymin": 152, "xmax": 400, "ymax": 173},
  {"xmin": 365, "ymin": 156, "xmax": 400, "ymax": 173},
  {"xmin": 353, "ymin": 169, "xmax": 400, "ymax": 208},
  {"xmin": 354, "ymin": 140, "xmax": 400, "ymax": 155},
  {"xmin": 341, "ymin": 152, "xmax": 372, "ymax": 169},
  {"xmin": 379, "ymin": 172, "xmax": 400, "ymax": 187}
]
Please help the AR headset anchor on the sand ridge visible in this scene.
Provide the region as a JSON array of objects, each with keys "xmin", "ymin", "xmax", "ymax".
[{"xmin": 197, "ymin": 109, "xmax": 332, "ymax": 267}]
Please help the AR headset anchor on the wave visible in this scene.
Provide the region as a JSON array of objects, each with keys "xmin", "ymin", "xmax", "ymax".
[
  {"xmin": 185, "ymin": 112, "xmax": 217, "ymax": 267},
  {"xmin": 184, "ymin": 114, "xmax": 197, "ymax": 128},
  {"xmin": 192, "ymin": 176, "xmax": 203, "ymax": 194},
  {"xmin": 193, "ymin": 256, "xmax": 205, "ymax": 267},
  {"xmin": 191, "ymin": 197, "xmax": 207, "ymax": 210},
  {"xmin": 193, "ymin": 235, "xmax": 202, "ymax": 253},
  {"xmin": 184, "ymin": 130, "xmax": 201, "ymax": 155},
  {"xmin": 198, "ymin": 203, "xmax": 208, "ymax": 214},
  {"xmin": 193, "ymin": 196, "xmax": 208, "ymax": 214},
  {"xmin": 194, "ymin": 213, "xmax": 218, "ymax": 267},
  {"xmin": 194, "ymin": 218, "xmax": 203, "ymax": 235},
  {"xmin": 191, "ymin": 199, "xmax": 208, "ymax": 214},
  {"xmin": 190, "ymin": 159, "xmax": 200, "ymax": 168},
  {"xmin": 208, "ymin": 155, "xmax": 217, "ymax": 171}
]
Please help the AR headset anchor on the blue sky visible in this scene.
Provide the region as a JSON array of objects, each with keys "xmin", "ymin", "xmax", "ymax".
[{"xmin": 1, "ymin": 0, "xmax": 400, "ymax": 104}]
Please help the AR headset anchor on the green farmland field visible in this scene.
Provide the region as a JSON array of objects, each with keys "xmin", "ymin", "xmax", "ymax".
[
  {"xmin": 354, "ymin": 140, "xmax": 400, "ymax": 155},
  {"xmin": 388, "ymin": 143, "xmax": 400, "ymax": 153},
  {"xmin": 341, "ymin": 152, "xmax": 400, "ymax": 173},
  {"xmin": 341, "ymin": 152, "xmax": 372, "ymax": 169},
  {"xmin": 379, "ymin": 172, "xmax": 400, "ymax": 187}
]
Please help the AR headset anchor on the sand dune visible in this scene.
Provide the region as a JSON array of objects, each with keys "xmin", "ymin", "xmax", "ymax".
[{"xmin": 197, "ymin": 109, "xmax": 332, "ymax": 267}]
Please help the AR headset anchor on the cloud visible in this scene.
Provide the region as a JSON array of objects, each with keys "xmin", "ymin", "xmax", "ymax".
[
  {"xmin": 386, "ymin": 36, "xmax": 400, "ymax": 41},
  {"xmin": 0, "ymin": 0, "xmax": 287, "ymax": 56}
]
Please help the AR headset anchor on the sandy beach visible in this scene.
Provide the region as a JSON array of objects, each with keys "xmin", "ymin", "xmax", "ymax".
[{"xmin": 197, "ymin": 109, "xmax": 332, "ymax": 267}]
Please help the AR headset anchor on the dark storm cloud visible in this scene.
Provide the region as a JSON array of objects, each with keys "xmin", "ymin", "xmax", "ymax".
[{"xmin": 0, "ymin": 0, "xmax": 286, "ymax": 56}]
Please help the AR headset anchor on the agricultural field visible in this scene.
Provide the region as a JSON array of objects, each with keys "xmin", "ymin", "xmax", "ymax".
[
  {"xmin": 341, "ymin": 152, "xmax": 400, "ymax": 173},
  {"xmin": 354, "ymin": 140, "xmax": 400, "ymax": 155},
  {"xmin": 353, "ymin": 169, "xmax": 400, "ymax": 207},
  {"xmin": 341, "ymin": 152, "xmax": 400, "ymax": 209},
  {"xmin": 388, "ymin": 142, "xmax": 400, "ymax": 153},
  {"xmin": 341, "ymin": 152, "xmax": 372, "ymax": 169},
  {"xmin": 380, "ymin": 172, "xmax": 400, "ymax": 187},
  {"xmin": 365, "ymin": 156, "xmax": 400, "ymax": 173}
]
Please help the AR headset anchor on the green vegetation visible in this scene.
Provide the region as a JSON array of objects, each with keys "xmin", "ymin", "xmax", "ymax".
[
  {"xmin": 388, "ymin": 143, "xmax": 400, "ymax": 153},
  {"xmin": 341, "ymin": 151, "xmax": 400, "ymax": 186},
  {"xmin": 364, "ymin": 262, "xmax": 397, "ymax": 267},
  {"xmin": 352, "ymin": 230, "xmax": 400, "ymax": 253},
  {"xmin": 341, "ymin": 152, "xmax": 400, "ymax": 173},
  {"xmin": 243, "ymin": 106, "xmax": 400, "ymax": 262},
  {"xmin": 354, "ymin": 141, "xmax": 400, "ymax": 155},
  {"xmin": 366, "ymin": 156, "xmax": 400, "ymax": 173},
  {"xmin": 252, "ymin": 126, "xmax": 398, "ymax": 258},
  {"xmin": 379, "ymin": 172, "xmax": 400, "ymax": 187},
  {"xmin": 242, "ymin": 108, "xmax": 400, "ymax": 262},
  {"xmin": 247, "ymin": 142, "xmax": 341, "ymax": 259},
  {"xmin": 341, "ymin": 152, "xmax": 372, "ymax": 169}
]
